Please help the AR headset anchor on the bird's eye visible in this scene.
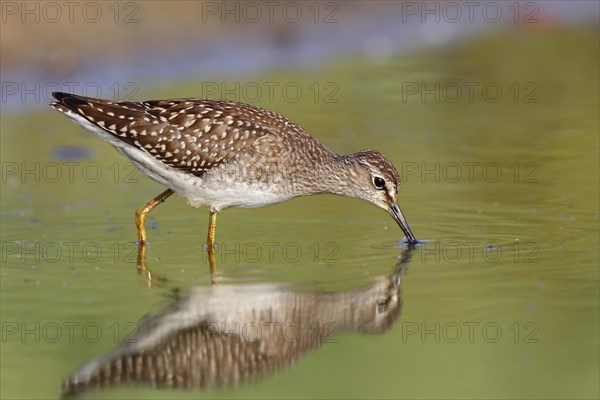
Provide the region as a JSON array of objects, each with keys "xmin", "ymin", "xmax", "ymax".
[
  {"xmin": 373, "ymin": 176, "xmax": 386, "ymax": 189},
  {"xmin": 377, "ymin": 301, "xmax": 388, "ymax": 313}
]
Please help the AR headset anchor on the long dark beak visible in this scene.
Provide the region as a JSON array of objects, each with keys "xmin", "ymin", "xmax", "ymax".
[{"xmin": 389, "ymin": 203, "xmax": 418, "ymax": 245}]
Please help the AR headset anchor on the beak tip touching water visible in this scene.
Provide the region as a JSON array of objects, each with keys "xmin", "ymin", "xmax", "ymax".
[{"xmin": 389, "ymin": 203, "xmax": 418, "ymax": 245}]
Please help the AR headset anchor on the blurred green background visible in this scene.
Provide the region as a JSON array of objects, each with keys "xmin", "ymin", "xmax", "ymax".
[{"xmin": 1, "ymin": 1, "xmax": 598, "ymax": 399}]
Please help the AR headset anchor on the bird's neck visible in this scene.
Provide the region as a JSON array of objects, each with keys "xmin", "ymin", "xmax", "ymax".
[{"xmin": 294, "ymin": 153, "xmax": 361, "ymax": 198}]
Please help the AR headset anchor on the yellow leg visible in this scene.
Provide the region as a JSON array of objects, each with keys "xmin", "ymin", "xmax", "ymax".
[
  {"xmin": 135, "ymin": 189, "xmax": 174, "ymax": 244},
  {"xmin": 207, "ymin": 209, "xmax": 218, "ymax": 284},
  {"xmin": 207, "ymin": 209, "xmax": 217, "ymax": 249},
  {"xmin": 135, "ymin": 188, "xmax": 174, "ymax": 268}
]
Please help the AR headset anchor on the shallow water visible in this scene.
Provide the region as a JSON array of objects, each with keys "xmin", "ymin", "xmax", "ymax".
[{"xmin": 1, "ymin": 30, "xmax": 598, "ymax": 399}]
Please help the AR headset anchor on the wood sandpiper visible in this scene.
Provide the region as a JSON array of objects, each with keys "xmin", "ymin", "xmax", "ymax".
[{"xmin": 50, "ymin": 92, "xmax": 418, "ymax": 263}]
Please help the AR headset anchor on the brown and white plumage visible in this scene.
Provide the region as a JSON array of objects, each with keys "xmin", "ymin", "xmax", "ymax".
[
  {"xmin": 50, "ymin": 92, "xmax": 417, "ymax": 244},
  {"xmin": 51, "ymin": 93, "xmax": 313, "ymax": 173}
]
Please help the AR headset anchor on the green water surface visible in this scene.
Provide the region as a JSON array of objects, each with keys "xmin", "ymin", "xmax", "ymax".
[{"xmin": 1, "ymin": 29, "xmax": 598, "ymax": 399}]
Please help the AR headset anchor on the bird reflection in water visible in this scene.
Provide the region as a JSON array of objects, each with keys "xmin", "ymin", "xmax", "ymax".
[{"xmin": 63, "ymin": 247, "xmax": 415, "ymax": 397}]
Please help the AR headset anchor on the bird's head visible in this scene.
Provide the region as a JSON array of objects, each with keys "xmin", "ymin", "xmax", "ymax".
[{"xmin": 342, "ymin": 150, "xmax": 418, "ymax": 245}]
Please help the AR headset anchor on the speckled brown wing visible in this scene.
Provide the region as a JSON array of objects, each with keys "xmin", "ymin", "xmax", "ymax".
[{"xmin": 50, "ymin": 93, "xmax": 307, "ymax": 176}]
